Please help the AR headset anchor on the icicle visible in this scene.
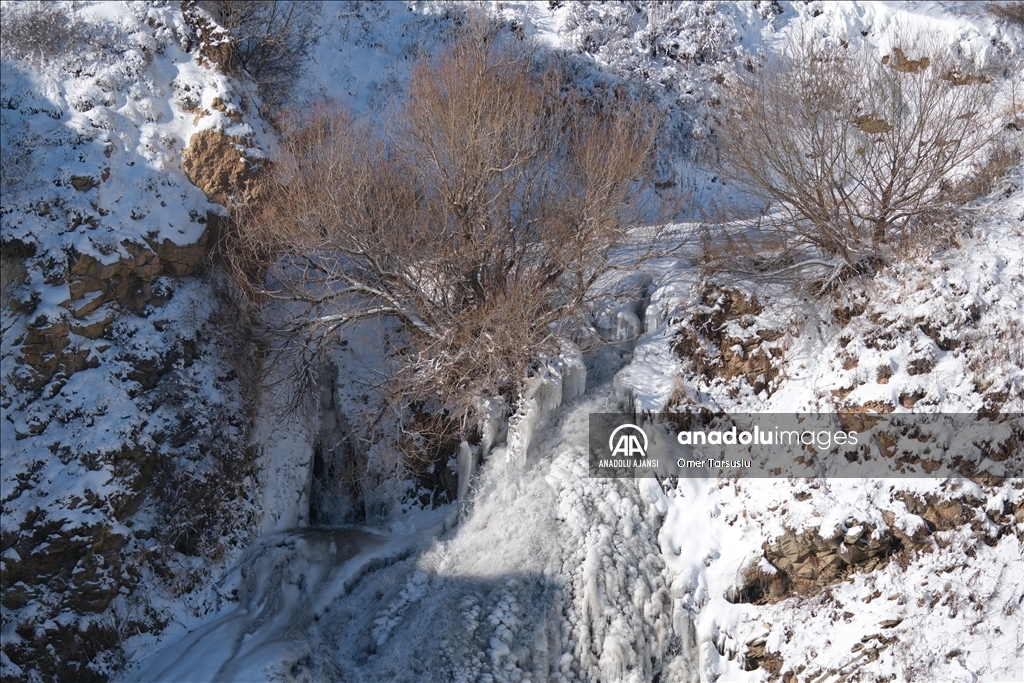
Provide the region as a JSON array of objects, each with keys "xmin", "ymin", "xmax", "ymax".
[
  {"xmin": 555, "ymin": 342, "xmax": 587, "ymax": 402},
  {"xmin": 456, "ymin": 440, "xmax": 476, "ymax": 517},
  {"xmin": 615, "ymin": 302, "xmax": 642, "ymax": 344},
  {"xmin": 505, "ymin": 393, "xmax": 541, "ymax": 469},
  {"xmin": 476, "ymin": 397, "xmax": 507, "ymax": 461}
]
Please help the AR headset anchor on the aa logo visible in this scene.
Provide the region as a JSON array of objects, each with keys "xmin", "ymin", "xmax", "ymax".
[{"xmin": 609, "ymin": 424, "xmax": 648, "ymax": 458}]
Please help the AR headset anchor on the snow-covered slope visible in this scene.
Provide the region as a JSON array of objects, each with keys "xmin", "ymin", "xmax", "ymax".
[
  {"xmin": 1, "ymin": 2, "xmax": 268, "ymax": 680},
  {"xmin": 124, "ymin": 181, "xmax": 1023, "ymax": 683},
  {"xmin": 4, "ymin": 2, "xmax": 1022, "ymax": 683}
]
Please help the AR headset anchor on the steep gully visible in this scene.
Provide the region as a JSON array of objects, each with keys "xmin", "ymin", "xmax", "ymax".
[{"xmin": 126, "ymin": 289, "xmax": 692, "ymax": 682}]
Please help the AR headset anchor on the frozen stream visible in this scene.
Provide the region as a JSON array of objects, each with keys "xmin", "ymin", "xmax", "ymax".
[
  {"xmin": 125, "ymin": 524, "xmax": 447, "ymax": 682},
  {"xmin": 126, "ymin": 381, "xmax": 689, "ymax": 683}
]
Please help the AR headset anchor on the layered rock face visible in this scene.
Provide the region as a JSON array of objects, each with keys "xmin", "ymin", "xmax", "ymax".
[
  {"xmin": 1, "ymin": 3, "xmax": 266, "ymax": 681},
  {"xmin": 12, "ymin": 235, "xmax": 209, "ymax": 393}
]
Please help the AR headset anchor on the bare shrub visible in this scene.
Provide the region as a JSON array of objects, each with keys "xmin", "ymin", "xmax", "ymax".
[
  {"xmin": 231, "ymin": 30, "xmax": 666, "ymax": 443},
  {"xmin": 988, "ymin": 2, "xmax": 1024, "ymax": 26},
  {"xmin": 0, "ymin": 1, "xmax": 81, "ymax": 64},
  {"xmin": 199, "ymin": 1, "xmax": 325, "ymax": 114},
  {"xmin": 715, "ymin": 32, "xmax": 1003, "ymax": 286},
  {"xmin": 953, "ymin": 134, "xmax": 1023, "ymax": 200}
]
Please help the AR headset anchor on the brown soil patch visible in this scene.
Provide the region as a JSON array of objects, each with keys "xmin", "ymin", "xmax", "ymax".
[{"xmin": 883, "ymin": 47, "xmax": 930, "ymax": 73}]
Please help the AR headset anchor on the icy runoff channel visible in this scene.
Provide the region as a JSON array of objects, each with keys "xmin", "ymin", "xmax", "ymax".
[
  {"xmin": 126, "ymin": 383, "xmax": 691, "ymax": 683},
  {"xmin": 123, "ymin": 523, "xmax": 445, "ymax": 683}
]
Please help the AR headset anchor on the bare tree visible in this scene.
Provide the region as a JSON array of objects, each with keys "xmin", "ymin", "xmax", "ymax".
[
  {"xmin": 231, "ymin": 30, "xmax": 667, "ymax": 439},
  {"xmin": 715, "ymin": 32, "xmax": 1002, "ymax": 286}
]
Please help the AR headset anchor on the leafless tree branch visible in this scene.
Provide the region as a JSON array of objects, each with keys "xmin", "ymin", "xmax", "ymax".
[{"xmin": 227, "ymin": 26, "xmax": 677, "ymax": 442}]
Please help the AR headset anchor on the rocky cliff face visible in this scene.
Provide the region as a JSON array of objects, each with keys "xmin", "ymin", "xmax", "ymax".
[
  {"xmin": 1, "ymin": 3, "xmax": 266, "ymax": 681},
  {"xmin": 10, "ymin": 235, "xmax": 208, "ymax": 393}
]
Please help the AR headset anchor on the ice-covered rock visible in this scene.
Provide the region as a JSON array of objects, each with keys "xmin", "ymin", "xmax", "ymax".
[{"xmin": 592, "ymin": 272, "xmax": 654, "ymax": 353}]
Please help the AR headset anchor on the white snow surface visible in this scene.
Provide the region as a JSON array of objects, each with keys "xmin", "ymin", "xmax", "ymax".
[
  {"xmin": 123, "ymin": 175, "xmax": 1024, "ymax": 680},
  {"xmin": 3, "ymin": 3, "xmax": 1023, "ymax": 683},
  {"xmin": 0, "ymin": 1, "xmax": 270, "ymax": 269}
]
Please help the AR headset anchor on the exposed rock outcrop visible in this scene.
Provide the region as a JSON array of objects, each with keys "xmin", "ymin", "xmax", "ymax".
[
  {"xmin": 733, "ymin": 490, "xmax": 1021, "ymax": 607},
  {"xmin": 10, "ymin": 234, "xmax": 208, "ymax": 393},
  {"xmin": 672, "ymin": 287, "xmax": 783, "ymax": 398},
  {"xmin": 181, "ymin": 129, "xmax": 258, "ymax": 210}
]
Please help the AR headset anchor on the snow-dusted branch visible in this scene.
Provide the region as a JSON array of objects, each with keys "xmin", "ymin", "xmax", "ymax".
[{"xmin": 225, "ymin": 26, "xmax": 676, "ymax": 428}]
